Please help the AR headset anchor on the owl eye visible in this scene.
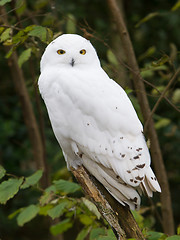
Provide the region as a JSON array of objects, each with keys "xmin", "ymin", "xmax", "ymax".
[
  {"xmin": 79, "ymin": 49, "xmax": 86, "ymax": 55},
  {"xmin": 57, "ymin": 49, "xmax": 66, "ymax": 55}
]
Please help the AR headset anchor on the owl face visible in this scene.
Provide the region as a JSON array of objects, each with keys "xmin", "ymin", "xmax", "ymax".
[{"xmin": 40, "ymin": 34, "xmax": 100, "ymax": 72}]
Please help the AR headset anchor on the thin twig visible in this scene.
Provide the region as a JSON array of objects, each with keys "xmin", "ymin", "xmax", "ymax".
[
  {"xmin": 144, "ymin": 68, "xmax": 180, "ymax": 133},
  {"xmin": 142, "ymin": 78, "xmax": 180, "ymax": 113}
]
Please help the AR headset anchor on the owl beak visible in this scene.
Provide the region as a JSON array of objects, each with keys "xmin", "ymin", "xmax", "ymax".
[{"xmin": 70, "ymin": 58, "xmax": 75, "ymax": 67}]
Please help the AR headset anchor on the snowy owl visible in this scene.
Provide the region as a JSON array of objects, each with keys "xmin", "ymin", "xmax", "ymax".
[{"xmin": 38, "ymin": 34, "xmax": 161, "ymax": 210}]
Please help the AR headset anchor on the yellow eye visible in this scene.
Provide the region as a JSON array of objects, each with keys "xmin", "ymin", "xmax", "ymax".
[
  {"xmin": 57, "ymin": 49, "xmax": 66, "ymax": 55},
  {"xmin": 79, "ymin": 49, "xmax": 86, "ymax": 55}
]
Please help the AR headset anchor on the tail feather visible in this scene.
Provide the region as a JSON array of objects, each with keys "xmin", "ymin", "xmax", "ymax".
[
  {"xmin": 81, "ymin": 155, "xmax": 161, "ymax": 210},
  {"xmin": 82, "ymin": 156, "xmax": 141, "ymax": 210},
  {"xmin": 145, "ymin": 167, "xmax": 161, "ymax": 193}
]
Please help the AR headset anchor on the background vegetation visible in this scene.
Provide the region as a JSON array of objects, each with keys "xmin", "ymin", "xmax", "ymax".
[{"xmin": 0, "ymin": 0, "xmax": 180, "ymax": 239}]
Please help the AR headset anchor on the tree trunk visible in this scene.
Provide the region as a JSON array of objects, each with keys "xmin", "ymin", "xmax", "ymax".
[{"xmin": 106, "ymin": 0, "xmax": 174, "ymax": 235}]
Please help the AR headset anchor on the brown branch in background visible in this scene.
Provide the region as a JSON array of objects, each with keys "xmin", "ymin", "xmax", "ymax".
[
  {"xmin": 0, "ymin": 6, "xmax": 49, "ymax": 188},
  {"xmin": 107, "ymin": 0, "xmax": 175, "ymax": 235},
  {"xmin": 71, "ymin": 165, "xmax": 145, "ymax": 240},
  {"xmin": 29, "ymin": 59, "xmax": 47, "ymax": 161},
  {"xmin": 144, "ymin": 68, "xmax": 180, "ymax": 133}
]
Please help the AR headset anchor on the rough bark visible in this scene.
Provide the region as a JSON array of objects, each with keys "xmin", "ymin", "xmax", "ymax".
[
  {"xmin": 71, "ymin": 165, "xmax": 145, "ymax": 240},
  {"xmin": 107, "ymin": 0, "xmax": 174, "ymax": 235}
]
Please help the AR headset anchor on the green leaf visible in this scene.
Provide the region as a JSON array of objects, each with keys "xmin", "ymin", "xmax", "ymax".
[
  {"xmin": 66, "ymin": 14, "xmax": 76, "ymax": 34},
  {"xmin": 53, "ymin": 179, "xmax": 81, "ymax": 194},
  {"xmin": 172, "ymin": 89, "xmax": 180, "ymax": 104},
  {"xmin": 147, "ymin": 231, "xmax": 166, "ymax": 240},
  {"xmin": 82, "ymin": 198, "xmax": 101, "ymax": 219},
  {"xmin": 135, "ymin": 12, "xmax": 159, "ymax": 28},
  {"xmin": 39, "ymin": 185, "xmax": 56, "ymax": 206},
  {"xmin": 0, "ymin": 28, "xmax": 12, "ymax": 43},
  {"xmin": 8, "ymin": 208, "xmax": 22, "ymax": 220},
  {"xmin": 106, "ymin": 229, "xmax": 116, "ymax": 239},
  {"xmin": 177, "ymin": 225, "xmax": 180, "ymax": 235},
  {"xmin": 0, "ymin": 0, "xmax": 11, "ymax": 6},
  {"xmin": 50, "ymin": 218, "xmax": 73, "ymax": 236},
  {"xmin": 90, "ymin": 228, "xmax": 106, "ymax": 240},
  {"xmin": 79, "ymin": 214, "xmax": 93, "ymax": 225},
  {"xmin": 47, "ymin": 201, "xmax": 68, "ymax": 220},
  {"xmin": 151, "ymin": 85, "xmax": 165, "ymax": 96},
  {"xmin": 21, "ymin": 169, "xmax": 43, "ymax": 189},
  {"xmin": 155, "ymin": 118, "xmax": 171, "ymax": 129},
  {"xmin": 12, "ymin": 29, "xmax": 28, "ymax": 44},
  {"xmin": 131, "ymin": 210, "xmax": 144, "ymax": 226},
  {"xmin": 15, "ymin": 0, "xmax": 27, "ymax": 16},
  {"xmin": 0, "ymin": 27, "xmax": 5, "ymax": 35},
  {"xmin": 0, "ymin": 165, "xmax": 6, "ymax": 179},
  {"xmin": 140, "ymin": 64, "xmax": 167, "ymax": 78},
  {"xmin": 39, "ymin": 186, "xmax": 56, "ymax": 206},
  {"xmin": 166, "ymin": 236, "xmax": 180, "ymax": 240},
  {"xmin": 39, "ymin": 204, "xmax": 53, "ymax": 216},
  {"xmin": 76, "ymin": 227, "xmax": 90, "ymax": 240},
  {"xmin": 138, "ymin": 46, "xmax": 156, "ymax": 61},
  {"xmin": 28, "ymin": 26, "xmax": 48, "ymax": 43},
  {"xmin": 107, "ymin": 49, "xmax": 118, "ymax": 66},
  {"xmin": 34, "ymin": 0, "xmax": 49, "ymax": 10},
  {"xmin": 5, "ymin": 46, "xmax": 16, "ymax": 59},
  {"xmin": 39, "ymin": 190, "xmax": 54, "ymax": 206},
  {"xmin": 18, "ymin": 48, "xmax": 32, "ymax": 68},
  {"xmin": 171, "ymin": 0, "xmax": 180, "ymax": 11},
  {"xmin": 152, "ymin": 55, "xmax": 170, "ymax": 67},
  {"xmin": 0, "ymin": 178, "xmax": 23, "ymax": 204},
  {"xmin": 46, "ymin": 28, "xmax": 54, "ymax": 43},
  {"xmin": 45, "ymin": 184, "xmax": 57, "ymax": 193},
  {"xmin": 17, "ymin": 204, "xmax": 39, "ymax": 226},
  {"xmin": 97, "ymin": 237, "xmax": 115, "ymax": 240}
]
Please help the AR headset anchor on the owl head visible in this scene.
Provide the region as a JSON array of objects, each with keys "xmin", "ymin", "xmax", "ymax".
[{"xmin": 40, "ymin": 34, "xmax": 100, "ymax": 72}]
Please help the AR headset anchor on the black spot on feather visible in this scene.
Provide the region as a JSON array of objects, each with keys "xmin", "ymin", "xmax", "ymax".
[
  {"xmin": 136, "ymin": 164, "xmax": 145, "ymax": 169},
  {"xmin": 130, "ymin": 197, "xmax": 138, "ymax": 203},
  {"xmin": 136, "ymin": 148, "xmax": 142, "ymax": 152},
  {"xmin": 135, "ymin": 176, "xmax": 144, "ymax": 181}
]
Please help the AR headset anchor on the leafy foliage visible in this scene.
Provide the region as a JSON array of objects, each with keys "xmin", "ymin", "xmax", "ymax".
[
  {"xmin": 53, "ymin": 179, "xmax": 81, "ymax": 194},
  {"xmin": 17, "ymin": 204, "xmax": 40, "ymax": 226},
  {"xmin": 0, "ymin": 177, "xmax": 23, "ymax": 204},
  {"xmin": 0, "ymin": 168, "xmax": 179, "ymax": 239},
  {"xmin": 0, "ymin": 0, "xmax": 180, "ymax": 239},
  {"xmin": 20, "ymin": 169, "xmax": 43, "ymax": 189}
]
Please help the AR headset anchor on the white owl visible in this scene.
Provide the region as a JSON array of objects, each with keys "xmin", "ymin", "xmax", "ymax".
[{"xmin": 38, "ymin": 34, "xmax": 161, "ymax": 210}]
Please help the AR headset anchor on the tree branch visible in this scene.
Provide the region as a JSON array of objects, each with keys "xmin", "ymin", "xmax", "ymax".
[
  {"xmin": 144, "ymin": 68, "xmax": 180, "ymax": 133},
  {"xmin": 107, "ymin": 0, "xmax": 174, "ymax": 235},
  {"xmin": 71, "ymin": 165, "xmax": 145, "ymax": 240},
  {"xmin": 142, "ymin": 78, "xmax": 180, "ymax": 114}
]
